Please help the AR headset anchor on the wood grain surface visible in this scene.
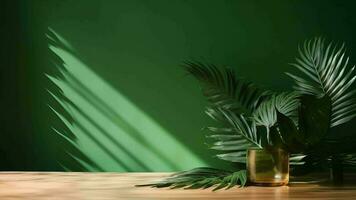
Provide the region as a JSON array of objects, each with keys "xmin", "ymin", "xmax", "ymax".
[{"xmin": 0, "ymin": 172, "xmax": 355, "ymax": 200}]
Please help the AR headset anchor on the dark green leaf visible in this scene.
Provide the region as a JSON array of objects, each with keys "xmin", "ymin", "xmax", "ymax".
[
  {"xmin": 268, "ymin": 125, "xmax": 285, "ymax": 149},
  {"xmin": 276, "ymin": 110, "xmax": 305, "ymax": 152},
  {"xmin": 298, "ymin": 94, "xmax": 332, "ymax": 146},
  {"xmin": 288, "ymin": 38, "xmax": 356, "ymax": 127}
]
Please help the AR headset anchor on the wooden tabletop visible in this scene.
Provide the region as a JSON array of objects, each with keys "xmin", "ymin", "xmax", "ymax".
[{"xmin": 0, "ymin": 172, "xmax": 355, "ymax": 200}]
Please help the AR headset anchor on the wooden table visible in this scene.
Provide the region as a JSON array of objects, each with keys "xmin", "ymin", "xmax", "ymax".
[{"xmin": 0, "ymin": 172, "xmax": 355, "ymax": 200}]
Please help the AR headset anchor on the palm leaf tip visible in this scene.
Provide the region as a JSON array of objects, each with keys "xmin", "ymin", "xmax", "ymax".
[
  {"xmin": 288, "ymin": 37, "xmax": 356, "ymax": 127},
  {"xmin": 136, "ymin": 168, "xmax": 247, "ymax": 190}
]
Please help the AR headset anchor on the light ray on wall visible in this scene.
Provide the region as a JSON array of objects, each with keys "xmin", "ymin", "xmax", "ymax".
[{"xmin": 47, "ymin": 35, "xmax": 207, "ymax": 171}]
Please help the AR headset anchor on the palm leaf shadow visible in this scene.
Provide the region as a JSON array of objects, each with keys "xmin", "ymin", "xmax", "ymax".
[
  {"xmin": 47, "ymin": 28, "xmax": 182, "ymax": 171},
  {"xmin": 61, "ymin": 68, "xmax": 179, "ymax": 170},
  {"xmin": 52, "ymin": 92, "xmax": 151, "ymax": 171},
  {"xmin": 46, "ymin": 29, "xmax": 103, "ymax": 171}
]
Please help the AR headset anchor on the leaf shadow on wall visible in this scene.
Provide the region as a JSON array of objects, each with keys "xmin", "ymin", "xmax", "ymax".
[
  {"xmin": 46, "ymin": 29, "xmax": 206, "ymax": 171},
  {"xmin": 46, "ymin": 31, "xmax": 102, "ymax": 171},
  {"xmin": 45, "ymin": 30, "xmax": 103, "ymax": 171}
]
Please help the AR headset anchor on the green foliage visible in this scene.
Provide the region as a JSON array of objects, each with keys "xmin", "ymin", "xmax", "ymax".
[
  {"xmin": 298, "ymin": 95, "xmax": 332, "ymax": 146},
  {"xmin": 183, "ymin": 61, "xmax": 268, "ymax": 115},
  {"xmin": 269, "ymin": 95, "xmax": 332, "ymax": 153},
  {"xmin": 184, "ymin": 62, "xmax": 306, "ymax": 164},
  {"xmin": 253, "ymin": 92, "xmax": 300, "ymax": 129},
  {"xmin": 187, "ymin": 38, "xmax": 356, "ymax": 174},
  {"xmin": 287, "ymin": 38, "xmax": 356, "ymax": 127},
  {"xmin": 210, "ymin": 109, "xmax": 261, "ymax": 163},
  {"xmin": 136, "ymin": 167, "xmax": 247, "ymax": 190},
  {"xmin": 252, "ymin": 92, "xmax": 300, "ymax": 149},
  {"xmin": 139, "ymin": 38, "xmax": 356, "ymax": 190},
  {"xmin": 287, "ymin": 38, "xmax": 356, "ymax": 175}
]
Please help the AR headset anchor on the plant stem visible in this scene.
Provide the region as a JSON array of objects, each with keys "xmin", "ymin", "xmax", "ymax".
[{"xmin": 330, "ymin": 156, "xmax": 343, "ymax": 185}]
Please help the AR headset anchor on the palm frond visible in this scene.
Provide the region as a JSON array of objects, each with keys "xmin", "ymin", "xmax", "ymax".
[
  {"xmin": 340, "ymin": 154, "xmax": 356, "ymax": 169},
  {"xmin": 289, "ymin": 154, "xmax": 306, "ymax": 165},
  {"xmin": 183, "ymin": 61, "xmax": 268, "ymax": 115},
  {"xmin": 205, "ymin": 108, "xmax": 262, "ymax": 163},
  {"xmin": 183, "ymin": 61, "xmax": 269, "ymax": 164},
  {"xmin": 291, "ymin": 153, "xmax": 356, "ymax": 175},
  {"xmin": 253, "ymin": 92, "xmax": 300, "ymax": 129},
  {"xmin": 137, "ymin": 167, "xmax": 247, "ymax": 190},
  {"xmin": 298, "ymin": 94, "xmax": 332, "ymax": 146},
  {"xmin": 290, "ymin": 136, "xmax": 356, "ymax": 175},
  {"xmin": 287, "ymin": 38, "xmax": 356, "ymax": 127},
  {"xmin": 250, "ymin": 92, "xmax": 299, "ymax": 148},
  {"xmin": 290, "ymin": 154, "xmax": 330, "ymax": 176},
  {"xmin": 221, "ymin": 110, "xmax": 262, "ymax": 148}
]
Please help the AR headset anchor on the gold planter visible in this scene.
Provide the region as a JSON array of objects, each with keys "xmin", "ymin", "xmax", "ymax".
[{"xmin": 247, "ymin": 148, "xmax": 289, "ymax": 186}]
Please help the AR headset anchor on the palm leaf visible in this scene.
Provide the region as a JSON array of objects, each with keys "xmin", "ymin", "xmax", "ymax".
[
  {"xmin": 340, "ymin": 154, "xmax": 356, "ymax": 170},
  {"xmin": 183, "ymin": 61, "xmax": 268, "ymax": 163},
  {"xmin": 291, "ymin": 153, "xmax": 356, "ymax": 176},
  {"xmin": 252, "ymin": 92, "xmax": 300, "ymax": 142},
  {"xmin": 292, "ymin": 136, "xmax": 356, "ymax": 174},
  {"xmin": 289, "ymin": 154, "xmax": 306, "ymax": 165},
  {"xmin": 183, "ymin": 60, "xmax": 268, "ymax": 115},
  {"xmin": 206, "ymin": 108, "xmax": 262, "ymax": 163},
  {"xmin": 298, "ymin": 94, "xmax": 332, "ymax": 146},
  {"xmin": 136, "ymin": 167, "xmax": 247, "ymax": 190},
  {"xmin": 287, "ymin": 38, "xmax": 356, "ymax": 127},
  {"xmin": 221, "ymin": 110, "xmax": 262, "ymax": 148}
]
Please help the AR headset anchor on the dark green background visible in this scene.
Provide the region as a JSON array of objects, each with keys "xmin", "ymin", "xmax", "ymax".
[{"xmin": 2, "ymin": 0, "xmax": 356, "ymax": 171}]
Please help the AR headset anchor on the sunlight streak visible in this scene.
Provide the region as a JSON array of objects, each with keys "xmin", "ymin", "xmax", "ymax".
[{"xmin": 47, "ymin": 35, "xmax": 207, "ymax": 171}]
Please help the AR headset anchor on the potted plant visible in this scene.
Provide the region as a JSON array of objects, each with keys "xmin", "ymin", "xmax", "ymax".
[{"xmin": 138, "ymin": 38, "xmax": 356, "ymax": 189}]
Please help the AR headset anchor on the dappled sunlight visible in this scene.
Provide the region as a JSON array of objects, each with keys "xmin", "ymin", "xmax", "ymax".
[{"xmin": 47, "ymin": 33, "xmax": 207, "ymax": 171}]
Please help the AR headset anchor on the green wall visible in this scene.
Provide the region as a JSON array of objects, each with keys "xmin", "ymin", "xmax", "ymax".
[{"xmin": 3, "ymin": 0, "xmax": 356, "ymax": 171}]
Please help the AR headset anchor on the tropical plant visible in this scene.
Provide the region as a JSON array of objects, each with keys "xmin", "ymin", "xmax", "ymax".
[
  {"xmin": 139, "ymin": 38, "xmax": 356, "ymax": 190},
  {"xmin": 182, "ymin": 61, "xmax": 318, "ymax": 163},
  {"xmin": 286, "ymin": 38, "xmax": 356, "ymax": 177},
  {"xmin": 287, "ymin": 38, "xmax": 356, "ymax": 127}
]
